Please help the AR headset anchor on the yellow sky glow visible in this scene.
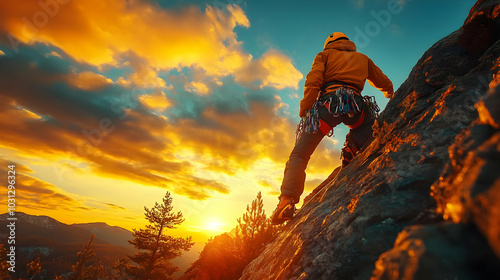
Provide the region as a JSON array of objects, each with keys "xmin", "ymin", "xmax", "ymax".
[{"xmin": 0, "ymin": 0, "xmax": 338, "ymax": 245}]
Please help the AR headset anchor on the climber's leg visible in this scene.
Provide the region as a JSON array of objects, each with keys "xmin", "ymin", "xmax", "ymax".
[{"xmin": 279, "ymin": 130, "xmax": 324, "ymax": 203}]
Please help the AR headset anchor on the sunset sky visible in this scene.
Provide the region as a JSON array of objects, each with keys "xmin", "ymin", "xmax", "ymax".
[{"xmin": 0, "ymin": 0, "xmax": 475, "ymax": 242}]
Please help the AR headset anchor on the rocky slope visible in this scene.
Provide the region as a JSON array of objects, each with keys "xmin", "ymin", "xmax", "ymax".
[{"xmin": 240, "ymin": 1, "xmax": 500, "ymax": 279}]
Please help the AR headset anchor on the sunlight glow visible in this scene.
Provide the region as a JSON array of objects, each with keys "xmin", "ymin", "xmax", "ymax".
[{"xmin": 204, "ymin": 218, "xmax": 226, "ymax": 233}]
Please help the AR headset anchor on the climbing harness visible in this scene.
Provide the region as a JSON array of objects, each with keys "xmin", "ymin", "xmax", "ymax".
[
  {"xmin": 325, "ymin": 87, "xmax": 362, "ymax": 117},
  {"xmin": 296, "ymin": 84, "xmax": 365, "ymax": 143}
]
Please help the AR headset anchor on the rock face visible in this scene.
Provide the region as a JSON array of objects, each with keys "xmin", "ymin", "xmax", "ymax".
[{"xmin": 240, "ymin": 1, "xmax": 500, "ymax": 279}]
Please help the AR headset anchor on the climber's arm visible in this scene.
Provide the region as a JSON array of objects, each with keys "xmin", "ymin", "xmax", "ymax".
[
  {"xmin": 299, "ymin": 52, "xmax": 326, "ymax": 117},
  {"xmin": 367, "ymin": 58, "xmax": 394, "ymax": 99}
]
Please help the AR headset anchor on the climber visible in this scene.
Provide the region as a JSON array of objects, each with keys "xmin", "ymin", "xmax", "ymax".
[{"xmin": 271, "ymin": 32, "xmax": 394, "ymax": 225}]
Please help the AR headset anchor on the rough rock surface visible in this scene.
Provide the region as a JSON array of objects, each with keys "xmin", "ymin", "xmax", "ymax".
[{"xmin": 240, "ymin": 1, "xmax": 500, "ymax": 279}]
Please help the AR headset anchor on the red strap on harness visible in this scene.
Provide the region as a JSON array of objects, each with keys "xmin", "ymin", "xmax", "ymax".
[
  {"xmin": 319, "ymin": 119, "xmax": 332, "ymax": 135},
  {"xmin": 318, "ymin": 101, "xmax": 333, "ymax": 135},
  {"xmin": 315, "ymin": 99, "xmax": 366, "ymax": 135},
  {"xmin": 347, "ymin": 110, "xmax": 365, "ymax": 129}
]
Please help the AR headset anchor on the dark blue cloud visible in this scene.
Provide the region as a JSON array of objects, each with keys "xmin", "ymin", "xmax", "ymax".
[{"xmin": 0, "ymin": 43, "xmax": 141, "ymax": 126}]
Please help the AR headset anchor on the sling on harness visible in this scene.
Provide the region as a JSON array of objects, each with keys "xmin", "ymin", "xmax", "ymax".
[
  {"xmin": 363, "ymin": 95, "xmax": 380, "ymax": 119},
  {"xmin": 296, "ymin": 81, "xmax": 367, "ymax": 142}
]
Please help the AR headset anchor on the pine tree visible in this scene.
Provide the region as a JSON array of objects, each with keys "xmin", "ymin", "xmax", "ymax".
[
  {"xmin": 0, "ymin": 243, "xmax": 12, "ymax": 280},
  {"xmin": 127, "ymin": 192, "xmax": 194, "ymax": 280},
  {"xmin": 179, "ymin": 192, "xmax": 283, "ymax": 280},
  {"xmin": 113, "ymin": 257, "xmax": 132, "ymax": 278},
  {"xmin": 235, "ymin": 192, "xmax": 281, "ymax": 262},
  {"xmin": 27, "ymin": 257, "xmax": 42, "ymax": 280},
  {"xmin": 71, "ymin": 234, "xmax": 96, "ymax": 280}
]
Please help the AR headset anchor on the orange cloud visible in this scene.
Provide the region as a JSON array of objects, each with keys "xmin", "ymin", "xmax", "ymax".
[
  {"xmin": 0, "ymin": 95, "xmax": 209, "ymax": 200},
  {"xmin": 0, "ymin": 159, "xmax": 90, "ymax": 212},
  {"xmin": 0, "ymin": 72, "xmax": 337, "ymax": 200},
  {"xmin": 1, "ymin": 66, "xmax": 252, "ymax": 200},
  {"xmin": 186, "ymin": 81, "xmax": 211, "ymax": 95},
  {"xmin": 234, "ymin": 50, "xmax": 304, "ymax": 89},
  {"xmin": 66, "ymin": 71, "xmax": 113, "ymax": 91},
  {"xmin": 258, "ymin": 180, "xmax": 276, "ymax": 189},
  {"xmin": 138, "ymin": 89, "xmax": 172, "ymax": 111},
  {"xmin": 0, "ymin": 1, "xmax": 301, "ymax": 90},
  {"xmin": 0, "ymin": 98, "xmax": 76, "ymax": 158},
  {"xmin": 46, "ymin": 51, "xmax": 62, "ymax": 59},
  {"xmin": 0, "ymin": 42, "xmax": 327, "ymax": 203},
  {"xmin": 0, "ymin": 1, "xmax": 247, "ymax": 72},
  {"xmin": 227, "ymin": 4, "xmax": 250, "ymax": 28},
  {"xmin": 169, "ymin": 101, "xmax": 295, "ymax": 167},
  {"xmin": 160, "ymin": 97, "xmax": 338, "ymax": 177},
  {"xmin": 117, "ymin": 52, "xmax": 168, "ymax": 89},
  {"xmin": 202, "ymin": 159, "xmax": 237, "ymax": 176}
]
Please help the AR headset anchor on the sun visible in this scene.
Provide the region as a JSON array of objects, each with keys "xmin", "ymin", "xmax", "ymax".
[{"xmin": 204, "ymin": 218, "xmax": 225, "ymax": 233}]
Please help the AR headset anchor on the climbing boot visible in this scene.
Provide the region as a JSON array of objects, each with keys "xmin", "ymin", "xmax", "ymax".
[
  {"xmin": 341, "ymin": 141, "xmax": 358, "ymax": 167},
  {"xmin": 271, "ymin": 195, "xmax": 296, "ymax": 225}
]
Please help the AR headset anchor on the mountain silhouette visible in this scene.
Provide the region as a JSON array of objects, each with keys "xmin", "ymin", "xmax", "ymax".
[
  {"xmin": 73, "ymin": 222, "xmax": 134, "ymax": 248},
  {"xmin": 0, "ymin": 212, "xmax": 135, "ymax": 279}
]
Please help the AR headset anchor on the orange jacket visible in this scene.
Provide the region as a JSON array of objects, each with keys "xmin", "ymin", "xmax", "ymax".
[{"xmin": 299, "ymin": 40, "xmax": 394, "ymax": 117}]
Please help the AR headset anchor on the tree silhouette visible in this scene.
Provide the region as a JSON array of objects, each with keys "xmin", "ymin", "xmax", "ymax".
[
  {"xmin": 52, "ymin": 234, "xmax": 112, "ymax": 280},
  {"xmin": 0, "ymin": 243, "xmax": 12, "ymax": 280},
  {"xmin": 235, "ymin": 192, "xmax": 282, "ymax": 262},
  {"xmin": 180, "ymin": 233, "xmax": 242, "ymax": 280},
  {"xmin": 180, "ymin": 192, "xmax": 283, "ymax": 280},
  {"xmin": 72, "ymin": 234, "xmax": 96, "ymax": 280},
  {"xmin": 126, "ymin": 192, "xmax": 194, "ymax": 280},
  {"xmin": 112, "ymin": 257, "xmax": 131, "ymax": 278},
  {"xmin": 27, "ymin": 257, "xmax": 42, "ymax": 280}
]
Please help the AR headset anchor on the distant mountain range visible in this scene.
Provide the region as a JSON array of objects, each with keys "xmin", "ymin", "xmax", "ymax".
[
  {"xmin": 0, "ymin": 212, "xmax": 200, "ymax": 279},
  {"xmin": 72, "ymin": 222, "xmax": 134, "ymax": 248},
  {"xmin": 0, "ymin": 212, "xmax": 133, "ymax": 246},
  {"xmin": 0, "ymin": 212, "xmax": 135, "ymax": 278}
]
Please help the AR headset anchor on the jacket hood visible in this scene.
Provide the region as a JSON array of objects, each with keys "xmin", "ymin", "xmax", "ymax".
[{"xmin": 324, "ymin": 40, "xmax": 357, "ymax": 52}]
